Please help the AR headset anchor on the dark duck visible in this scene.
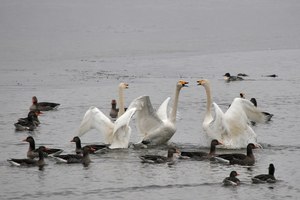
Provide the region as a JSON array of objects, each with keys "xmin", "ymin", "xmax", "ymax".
[
  {"xmin": 139, "ymin": 147, "xmax": 179, "ymax": 164},
  {"xmin": 52, "ymin": 146, "xmax": 94, "ymax": 167},
  {"xmin": 14, "ymin": 110, "xmax": 41, "ymax": 131},
  {"xmin": 23, "ymin": 136, "xmax": 63, "ymax": 159},
  {"xmin": 7, "ymin": 146, "xmax": 48, "ymax": 170},
  {"xmin": 109, "ymin": 99, "xmax": 128, "ymax": 118},
  {"xmin": 71, "ymin": 136, "xmax": 108, "ymax": 154},
  {"xmin": 215, "ymin": 143, "xmax": 257, "ymax": 166},
  {"xmin": 252, "ymin": 163, "xmax": 276, "ymax": 183},
  {"xmin": 223, "ymin": 73, "xmax": 244, "ymax": 82},
  {"xmin": 223, "ymin": 171, "xmax": 240, "ymax": 186},
  {"xmin": 180, "ymin": 139, "xmax": 222, "ymax": 160},
  {"xmin": 30, "ymin": 96, "xmax": 60, "ymax": 111}
]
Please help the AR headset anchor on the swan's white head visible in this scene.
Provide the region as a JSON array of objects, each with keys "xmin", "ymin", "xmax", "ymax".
[
  {"xmin": 240, "ymin": 92, "xmax": 245, "ymax": 99},
  {"xmin": 177, "ymin": 80, "xmax": 189, "ymax": 88},
  {"xmin": 119, "ymin": 82, "xmax": 129, "ymax": 89},
  {"xmin": 197, "ymin": 79, "xmax": 209, "ymax": 87}
]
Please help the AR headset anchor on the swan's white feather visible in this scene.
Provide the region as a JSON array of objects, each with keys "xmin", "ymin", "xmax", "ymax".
[
  {"xmin": 110, "ymin": 107, "xmax": 137, "ymax": 149},
  {"xmin": 77, "ymin": 106, "xmax": 114, "ymax": 144},
  {"xmin": 134, "ymin": 96, "xmax": 164, "ymax": 138},
  {"xmin": 200, "ymin": 79, "xmax": 267, "ymax": 149},
  {"xmin": 156, "ymin": 97, "xmax": 171, "ymax": 122}
]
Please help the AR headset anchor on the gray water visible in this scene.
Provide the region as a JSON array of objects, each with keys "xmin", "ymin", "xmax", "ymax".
[{"xmin": 1, "ymin": 1, "xmax": 300, "ymax": 199}]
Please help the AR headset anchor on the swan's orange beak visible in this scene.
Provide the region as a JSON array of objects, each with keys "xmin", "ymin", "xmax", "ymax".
[
  {"xmin": 179, "ymin": 80, "xmax": 189, "ymax": 87},
  {"xmin": 197, "ymin": 80, "xmax": 205, "ymax": 85}
]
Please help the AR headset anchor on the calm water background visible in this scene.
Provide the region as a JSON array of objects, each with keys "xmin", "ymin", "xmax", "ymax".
[{"xmin": 0, "ymin": 0, "xmax": 300, "ymax": 199}]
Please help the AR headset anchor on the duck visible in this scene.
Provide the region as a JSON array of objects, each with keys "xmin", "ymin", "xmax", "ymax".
[
  {"xmin": 139, "ymin": 147, "xmax": 179, "ymax": 164},
  {"xmin": 30, "ymin": 96, "xmax": 60, "ymax": 111},
  {"xmin": 237, "ymin": 73, "xmax": 248, "ymax": 77},
  {"xmin": 252, "ymin": 163, "xmax": 276, "ymax": 183},
  {"xmin": 215, "ymin": 143, "xmax": 257, "ymax": 166},
  {"xmin": 71, "ymin": 136, "xmax": 108, "ymax": 154},
  {"xmin": 52, "ymin": 146, "xmax": 94, "ymax": 167},
  {"xmin": 263, "ymin": 74, "xmax": 278, "ymax": 78},
  {"xmin": 23, "ymin": 136, "xmax": 63, "ymax": 159},
  {"xmin": 197, "ymin": 79, "xmax": 268, "ymax": 149},
  {"xmin": 180, "ymin": 139, "xmax": 222, "ymax": 160},
  {"xmin": 250, "ymin": 98, "xmax": 273, "ymax": 121},
  {"xmin": 14, "ymin": 110, "xmax": 41, "ymax": 131},
  {"xmin": 132, "ymin": 80, "xmax": 188, "ymax": 146},
  {"xmin": 223, "ymin": 171, "xmax": 240, "ymax": 186},
  {"xmin": 223, "ymin": 73, "xmax": 244, "ymax": 81},
  {"xmin": 7, "ymin": 146, "xmax": 47, "ymax": 170},
  {"xmin": 109, "ymin": 99, "xmax": 128, "ymax": 119}
]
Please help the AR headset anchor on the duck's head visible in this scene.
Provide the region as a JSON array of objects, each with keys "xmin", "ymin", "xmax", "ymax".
[
  {"xmin": 71, "ymin": 136, "xmax": 81, "ymax": 143},
  {"xmin": 230, "ymin": 171, "xmax": 239, "ymax": 177}
]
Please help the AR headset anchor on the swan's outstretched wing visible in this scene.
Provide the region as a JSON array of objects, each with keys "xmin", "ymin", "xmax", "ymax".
[
  {"xmin": 77, "ymin": 106, "xmax": 114, "ymax": 143},
  {"xmin": 156, "ymin": 97, "xmax": 171, "ymax": 122},
  {"xmin": 226, "ymin": 98, "xmax": 267, "ymax": 123},
  {"xmin": 110, "ymin": 108, "xmax": 137, "ymax": 148},
  {"xmin": 134, "ymin": 96, "xmax": 163, "ymax": 138}
]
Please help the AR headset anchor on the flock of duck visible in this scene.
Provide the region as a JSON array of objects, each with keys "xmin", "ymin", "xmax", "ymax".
[{"xmin": 9, "ymin": 75, "xmax": 277, "ymax": 186}]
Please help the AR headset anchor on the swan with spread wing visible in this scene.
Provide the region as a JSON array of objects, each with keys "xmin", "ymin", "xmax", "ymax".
[
  {"xmin": 133, "ymin": 80, "xmax": 188, "ymax": 146},
  {"xmin": 77, "ymin": 83, "xmax": 136, "ymax": 149},
  {"xmin": 197, "ymin": 79, "xmax": 267, "ymax": 149}
]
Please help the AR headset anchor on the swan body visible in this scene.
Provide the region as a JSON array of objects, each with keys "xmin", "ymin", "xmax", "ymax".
[
  {"xmin": 77, "ymin": 82, "xmax": 136, "ymax": 149},
  {"xmin": 198, "ymin": 79, "xmax": 267, "ymax": 149},
  {"xmin": 77, "ymin": 106, "xmax": 137, "ymax": 149},
  {"xmin": 132, "ymin": 80, "xmax": 188, "ymax": 145}
]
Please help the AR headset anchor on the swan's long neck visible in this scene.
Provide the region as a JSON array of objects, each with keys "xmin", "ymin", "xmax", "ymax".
[
  {"xmin": 170, "ymin": 85, "xmax": 181, "ymax": 123},
  {"xmin": 117, "ymin": 86, "xmax": 125, "ymax": 118},
  {"xmin": 203, "ymin": 83, "xmax": 213, "ymax": 121}
]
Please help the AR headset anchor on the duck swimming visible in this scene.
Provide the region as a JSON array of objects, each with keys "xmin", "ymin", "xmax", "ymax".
[
  {"xmin": 223, "ymin": 171, "xmax": 240, "ymax": 186},
  {"xmin": 223, "ymin": 73, "xmax": 244, "ymax": 82},
  {"xmin": 71, "ymin": 136, "xmax": 108, "ymax": 154},
  {"xmin": 180, "ymin": 139, "xmax": 222, "ymax": 160},
  {"xmin": 23, "ymin": 136, "xmax": 63, "ymax": 159},
  {"xmin": 52, "ymin": 146, "xmax": 94, "ymax": 167},
  {"xmin": 139, "ymin": 147, "xmax": 179, "ymax": 164},
  {"xmin": 252, "ymin": 163, "xmax": 276, "ymax": 183},
  {"xmin": 30, "ymin": 96, "xmax": 60, "ymax": 111},
  {"xmin": 7, "ymin": 146, "xmax": 48, "ymax": 170},
  {"xmin": 14, "ymin": 110, "xmax": 40, "ymax": 131},
  {"xmin": 215, "ymin": 143, "xmax": 257, "ymax": 166}
]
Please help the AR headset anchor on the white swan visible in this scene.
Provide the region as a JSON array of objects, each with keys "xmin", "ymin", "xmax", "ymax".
[
  {"xmin": 76, "ymin": 82, "xmax": 135, "ymax": 149},
  {"xmin": 133, "ymin": 80, "xmax": 189, "ymax": 145},
  {"xmin": 117, "ymin": 82, "xmax": 128, "ymax": 117},
  {"xmin": 197, "ymin": 79, "xmax": 267, "ymax": 149},
  {"xmin": 77, "ymin": 106, "xmax": 137, "ymax": 149}
]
